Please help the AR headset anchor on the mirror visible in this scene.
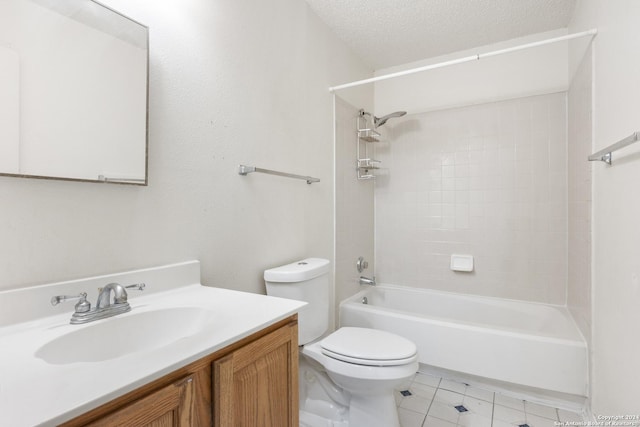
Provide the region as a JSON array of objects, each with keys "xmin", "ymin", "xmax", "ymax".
[{"xmin": 0, "ymin": 0, "xmax": 148, "ymax": 185}]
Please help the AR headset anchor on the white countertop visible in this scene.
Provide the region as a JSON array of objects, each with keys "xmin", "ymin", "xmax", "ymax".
[{"xmin": 0, "ymin": 283, "xmax": 305, "ymax": 426}]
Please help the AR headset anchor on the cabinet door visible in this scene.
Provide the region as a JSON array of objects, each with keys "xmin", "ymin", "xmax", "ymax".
[
  {"xmin": 85, "ymin": 375, "xmax": 195, "ymax": 427},
  {"xmin": 213, "ymin": 321, "xmax": 298, "ymax": 427}
]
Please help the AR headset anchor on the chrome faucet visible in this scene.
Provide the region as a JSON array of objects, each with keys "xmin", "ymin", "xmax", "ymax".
[
  {"xmin": 359, "ymin": 276, "xmax": 376, "ymax": 286},
  {"xmin": 97, "ymin": 283, "xmax": 134, "ymax": 309},
  {"xmin": 51, "ymin": 282, "xmax": 145, "ymax": 324}
]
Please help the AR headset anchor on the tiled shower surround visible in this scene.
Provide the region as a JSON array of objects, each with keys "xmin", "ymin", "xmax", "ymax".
[{"xmin": 375, "ymin": 93, "xmax": 568, "ymax": 304}]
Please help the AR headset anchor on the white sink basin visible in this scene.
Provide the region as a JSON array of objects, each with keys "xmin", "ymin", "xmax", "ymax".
[{"xmin": 35, "ymin": 307, "xmax": 215, "ymax": 364}]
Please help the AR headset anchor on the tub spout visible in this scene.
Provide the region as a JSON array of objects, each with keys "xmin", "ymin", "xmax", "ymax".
[{"xmin": 359, "ymin": 276, "xmax": 376, "ymax": 286}]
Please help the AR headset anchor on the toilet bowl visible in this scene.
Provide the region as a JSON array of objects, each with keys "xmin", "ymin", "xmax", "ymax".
[
  {"xmin": 264, "ymin": 258, "xmax": 419, "ymax": 427},
  {"xmin": 304, "ymin": 327, "xmax": 418, "ymax": 427}
]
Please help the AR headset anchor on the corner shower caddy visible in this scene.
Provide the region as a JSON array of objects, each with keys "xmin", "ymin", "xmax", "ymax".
[{"xmin": 357, "ymin": 110, "xmax": 381, "ymax": 180}]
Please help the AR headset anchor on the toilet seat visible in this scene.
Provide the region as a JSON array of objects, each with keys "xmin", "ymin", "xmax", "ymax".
[
  {"xmin": 319, "ymin": 327, "xmax": 417, "ymax": 367},
  {"xmin": 303, "ymin": 341, "xmax": 418, "ymax": 382},
  {"xmin": 321, "ymin": 348, "xmax": 418, "ymax": 366}
]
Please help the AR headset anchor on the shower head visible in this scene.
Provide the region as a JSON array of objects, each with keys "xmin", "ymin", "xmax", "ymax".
[{"xmin": 374, "ymin": 111, "xmax": 407, "ymax": 128}]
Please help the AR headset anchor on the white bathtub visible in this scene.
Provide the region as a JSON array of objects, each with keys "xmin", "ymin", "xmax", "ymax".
[{"xmin": 340, "ymin": 285, "xmax": 588, "ymax": 396}]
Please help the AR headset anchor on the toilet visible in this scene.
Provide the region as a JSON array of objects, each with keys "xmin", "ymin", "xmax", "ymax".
[{"xmin": 264, "ymin": 258, "xmax": 418, "ymax": 427}]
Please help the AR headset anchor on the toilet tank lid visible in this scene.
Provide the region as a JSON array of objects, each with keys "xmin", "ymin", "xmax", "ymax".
[{"xmin": 264, "ymin": 258, "xmax": 330, "ymax": 282}]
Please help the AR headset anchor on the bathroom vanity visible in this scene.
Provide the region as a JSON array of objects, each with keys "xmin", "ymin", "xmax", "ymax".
[
  {"xmin": 0, "ymin": 261, "xmax": 305, "ymax": 426},
  {"xmin": 62, "ymin": 316, "xmax": 298, "ymax": 426}
]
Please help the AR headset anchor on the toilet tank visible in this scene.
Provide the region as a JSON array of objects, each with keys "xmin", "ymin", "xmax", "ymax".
[{"xmin": 264, "ymin": 258, "xmax": 330, "ymax": 345}]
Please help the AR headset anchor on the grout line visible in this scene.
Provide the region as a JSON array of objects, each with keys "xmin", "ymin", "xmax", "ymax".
[
  {"xmin": 421, "ymin": 377, "xmax": 440, "ymax": 427},
  {"xmin": 490, "ymin": 391, "xmax": 496, "ymax": 427},
  {"xmin": 425, "ymin": 376, "xmax": 440, "ymax": 425}
]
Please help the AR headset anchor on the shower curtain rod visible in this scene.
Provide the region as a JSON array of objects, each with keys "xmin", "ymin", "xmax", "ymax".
[{"xmin": 329, "ymin": 29, "xmax": 598, "ymax": 92}]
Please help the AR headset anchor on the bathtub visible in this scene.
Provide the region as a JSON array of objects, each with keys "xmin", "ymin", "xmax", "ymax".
[{"xmin": 339, "ymin": 285, "xmax": 588, "ymax": 396}]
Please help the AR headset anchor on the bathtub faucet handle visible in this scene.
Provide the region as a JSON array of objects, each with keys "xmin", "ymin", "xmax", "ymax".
[
  {"xmin": 356, "ymin": 256, "xmax": 369, "ymax": 273},
  {"xmin": 359, "ymin": 276, "xmax": 376, "ymax": 286}
]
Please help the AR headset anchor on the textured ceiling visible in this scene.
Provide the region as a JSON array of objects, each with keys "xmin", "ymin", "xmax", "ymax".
[{"xmin": 304, "ymin": 0, "xmax": 576, "ymax": 69}]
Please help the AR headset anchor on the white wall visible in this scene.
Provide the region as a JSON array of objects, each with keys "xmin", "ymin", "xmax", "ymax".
[
  {"xmin": 0, "ymin": 0, "xmax": 371, "ymax": 297},
  {"xmin": 570, "ymin": 0, "xmax": 640, "ymax": 415},
  {"xmin": 567, "ymin": 46, "xmax": 592, "ymax": 348},
  {"xmin": 374, "ymin": 29, "xmax": 568, "ymax": 116}
]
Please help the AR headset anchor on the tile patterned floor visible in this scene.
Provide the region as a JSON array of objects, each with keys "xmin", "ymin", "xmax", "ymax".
[{"xmin": 396, "ymin": 373, "xmax": 584, "ymax": 427}]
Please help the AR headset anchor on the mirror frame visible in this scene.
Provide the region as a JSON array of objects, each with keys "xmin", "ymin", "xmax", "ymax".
[{"xmin": 0, "ymin": 0, "xmax": 149, "ymax": 186}]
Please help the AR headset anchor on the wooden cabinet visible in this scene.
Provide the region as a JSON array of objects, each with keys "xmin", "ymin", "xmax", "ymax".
[
  {"xmin": 61, "ymin": 316, "xmax": 298, "ymax": 427},
  {"xmin": 84, "ymin": 376, "xmax": 195, "ymax": 427},
  {"xmin": 213, "ymin": 319, "xmax": 298, "ymax": 427}
]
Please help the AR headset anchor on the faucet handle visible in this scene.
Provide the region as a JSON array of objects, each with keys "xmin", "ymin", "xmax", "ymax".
[
  {"xmin": 97, "ymin": 283, "xmax": 144, "ymax": 294},
  {"xmin": 356, "ymin": 256, "xmax": 369, "ymax": 273},
  {"xmin": 125, "ymin": 283, "xmax": 145, "ymax": 291},
  {"xmin": 50, "ymin": 292, "xmax": 91, "ymax": 313}
]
